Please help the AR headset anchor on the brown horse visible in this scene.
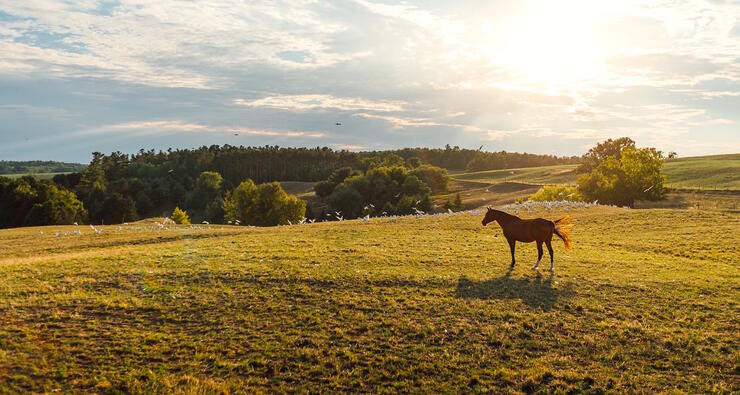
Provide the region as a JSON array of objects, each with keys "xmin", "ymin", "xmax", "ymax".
[{"xmin": 482, "ymin": 207, "xmax": 573, "ymax": 272}]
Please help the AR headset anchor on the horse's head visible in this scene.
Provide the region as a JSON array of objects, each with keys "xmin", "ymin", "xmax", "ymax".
[{"xmin": 481, "ymin": 206, "xmax": 497, "ymax": 226}]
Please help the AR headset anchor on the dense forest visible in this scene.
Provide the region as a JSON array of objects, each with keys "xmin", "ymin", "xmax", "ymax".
[{"xmin": 0, "ymin": 160, "xmax": 86, "ymax": 175}]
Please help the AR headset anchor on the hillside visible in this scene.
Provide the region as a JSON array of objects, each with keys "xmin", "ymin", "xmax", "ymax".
[
  {"xmin": 1, "ymin": 207, "xmax": 737, "ymax": 393},
  {"xmin": 452, "ymin": 154, "xmax": 740, "ymax": 190},
  {"xmin": 663, "ymin": 153, "xmax": 740, "ymax": 190}
]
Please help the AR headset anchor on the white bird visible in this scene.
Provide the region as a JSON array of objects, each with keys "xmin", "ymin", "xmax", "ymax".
[
  {"xmin": 202, "ymin": 220, "xmax": 209, "ymax": 225},
  {"xmin": 448, "ymin": 208, "xmax": 453, "ymax": 214},
  {"xmin": 369, "ymin": 204, "xmax": 375, "ymax": 208},
  {"xmin": 309, "ymin": 219, "xmax": 316, "ymax": 223},
  {"xmin": 73, "ymin": 222, "xmax": 78, "ymax": 226},
  {"xmin": 336, "ymin": 215, "xmax": 344, "ymax": 221},
  {"xmin": 643, "ymin": 185, "xmax": 654, "ymax": 192},
  {"xmin": 394, "ymin": 193, "xmax": 401, "ymax": 198}
]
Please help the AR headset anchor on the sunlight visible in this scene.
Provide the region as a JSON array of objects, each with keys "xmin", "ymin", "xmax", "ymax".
[{"xmin": 484, "ymin": 1, "xmax": 611, "ymax": 91}]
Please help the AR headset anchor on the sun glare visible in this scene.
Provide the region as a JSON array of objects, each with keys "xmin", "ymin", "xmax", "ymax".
[{"xmin": 484, "ymin": 1, "xmax": 610, "ymax": 91}]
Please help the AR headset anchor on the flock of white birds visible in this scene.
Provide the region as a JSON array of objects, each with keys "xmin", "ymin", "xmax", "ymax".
[{"xmin": 45, "ymin": 199, "xmax": 612, "ymax": 238}]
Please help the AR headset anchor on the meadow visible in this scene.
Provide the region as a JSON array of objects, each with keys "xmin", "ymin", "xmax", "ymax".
[
  {"xmin": 452, "ymin": 154, "xmax": 740, "ymax": 190},
  {"xmin": 1, "ymin": 206, "xmax": 738, "ymax": 393}
]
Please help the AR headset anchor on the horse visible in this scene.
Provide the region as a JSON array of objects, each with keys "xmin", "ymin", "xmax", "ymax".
[{"xmin": 481, "ymin": 207, "xmax": 573, "ymax": 272}]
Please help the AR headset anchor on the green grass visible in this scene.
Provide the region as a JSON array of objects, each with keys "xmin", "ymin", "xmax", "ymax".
[
  {"xmin": 453, "ymin": 165, "xmax": 579, "ymax": 186},
  {"xmin": 663, "ymin": 154, "xmax": 740, "ymax": 190},
  {"xmin": 452, "ymin": 154, "xmax": 740, "ymax": 191},
  {"xmin": 1, "ymin": 208, "xmax": 738, "ymax": 393}
]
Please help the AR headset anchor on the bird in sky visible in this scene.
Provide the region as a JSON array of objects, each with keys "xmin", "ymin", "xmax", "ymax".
[{"xmin": 335, "ymin": 122, "xmax": 342, "ymax": 126}]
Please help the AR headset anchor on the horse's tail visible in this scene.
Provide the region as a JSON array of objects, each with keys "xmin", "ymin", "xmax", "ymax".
[{"xmin": 552, "ymin": 215, "xmax": 573, "ymax": 250}]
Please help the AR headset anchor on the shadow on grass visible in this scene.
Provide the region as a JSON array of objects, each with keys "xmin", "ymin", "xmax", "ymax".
[{"xmin": 455, "ymin": 269, "xmax": 570, "ymax": 310}]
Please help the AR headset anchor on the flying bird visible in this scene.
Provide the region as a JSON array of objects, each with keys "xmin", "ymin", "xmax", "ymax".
[{"xmin": 335, "ymin": 122, "xmax": 342, "ymax": 126}]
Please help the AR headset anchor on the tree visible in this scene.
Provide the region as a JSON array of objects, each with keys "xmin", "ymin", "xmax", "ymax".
[
  {"xmin": 577, "ymin": 146, "xmax": 666, "ymax": 207},
  {"xmin": 576, "ymin": 137, "xmax": 635, "ymax": 174},
  {"xmin": 171, "ymin": 206, "xmax": 190, "ymax": 224},
  {"xmin": 223, "ymin": 179, "xmax": 258, "ymax": 225},
  {"xmin": 405, "ymin": 157, "xmax": 422, "ymax": 168},
  {"xmin": 223, "ymin": 180, "xmax": 305, "ymax": 226},
  {"xmin": 0, "ymin": 176, "xmax": 87, "ymax": 228},
  {"xmin": 328, "ymin": 184, "xmax": 365, "ymax": 218},
  {"xmin": 100, "ymin": 193, "xmax": 138, "ymax": 224},
  {"xmin": 409, "ymin": 164, "xmax": 449, "ymax": 194}
]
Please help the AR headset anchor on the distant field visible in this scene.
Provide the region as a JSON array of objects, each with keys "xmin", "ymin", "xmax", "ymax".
[
  {"xmin": 452, "ymin": 154, "xmax": 740, "ymax": 191},
  {"xmin": 277, "ymin": 181, "xmax": 317, "ymax": 196},
  {"xmin": 452, "ymin": 164, "xmax": 579, "ymax": 186},
  {"xmin": 1, "ymin": 207, "xmax": 737, "ymax": 393},
  {"xmin": 0, "ymin": 172, "xmax": 69, "ymax": 180},
  {"xmin": 663, "ymin": 153, "xmax": 740, "ymax": 190}
]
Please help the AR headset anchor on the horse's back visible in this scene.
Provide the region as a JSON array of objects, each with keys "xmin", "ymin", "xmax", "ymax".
[{"xmin": 505, "ymin": 217, "xmax": 553, "ymax": 242}]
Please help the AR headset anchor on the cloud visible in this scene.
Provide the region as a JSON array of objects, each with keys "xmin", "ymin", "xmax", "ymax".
[
  {"xmin": 235, "ymin": 129, "xmax": 327, "ymax": 138},
  {"xmin": 101, "ymin": 120, "xmax": 212, "ymax": 132},
  {"xmin": 234, "ymin": 94, "xmax": 405, "ymax": 112},
  {"xmin": 331, "ymin": 143, "xmax": 366, "ymax": 151}
]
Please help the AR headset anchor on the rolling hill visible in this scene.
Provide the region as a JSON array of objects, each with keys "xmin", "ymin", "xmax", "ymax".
[{"xmin": 452, "ymin": 153, "xmax": 740, "ymax": 190}]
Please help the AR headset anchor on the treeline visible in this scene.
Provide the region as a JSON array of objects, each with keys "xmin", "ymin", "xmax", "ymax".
[
  {"xmin": 0, "ymin": 160, "xmax": 86, "ymax": 175},
  {"xmin": 388, "ymin": 146, "xmax": 579, "ymax": 171}
]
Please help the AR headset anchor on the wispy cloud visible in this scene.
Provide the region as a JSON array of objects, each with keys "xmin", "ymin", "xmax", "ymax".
[{"xmin": 234, "ymin": 95, "xmax": 405, "ymax": 112}]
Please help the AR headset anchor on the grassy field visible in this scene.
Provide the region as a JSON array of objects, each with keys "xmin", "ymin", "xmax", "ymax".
[
  {"xmin": 1, "ymin": 207, "xmax": 738, "ymax": 393},
  {"xmin": 663, "ymin": 154, "xmax": 740, "ymax": 190},
  {"xmin": 452, "ymin": 154, "xmax": 740, "ymax": 190},
  {"xmin": 452, "ymin": 165, "xmax": 579, "ymax": 186}
]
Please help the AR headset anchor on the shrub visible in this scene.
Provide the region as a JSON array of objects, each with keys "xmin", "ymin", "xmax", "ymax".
[
  {"xmin": 171, "ymin": 206, "xmax": 190, "ymax": 224},
  {"xmin": 529, "ymin": 185, "xmax": 583, "ymax": 202},
  {"xmin": 224, "ymin": 180, "xmax": 306, "ymax": 226}
]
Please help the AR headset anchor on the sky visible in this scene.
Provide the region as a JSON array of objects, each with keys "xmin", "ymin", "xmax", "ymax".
[{"xmin": 0, "ymin": 0, "xmax": 739, "ymax": 163}]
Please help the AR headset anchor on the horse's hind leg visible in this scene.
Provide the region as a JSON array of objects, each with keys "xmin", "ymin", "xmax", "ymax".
[
  {"xmin": 507, "ymin": 238, "xmax": 516, "ymax": 268},
  {"xmin": 545, "ymin": 239, "xmax": 554, "ymax": 272},
  {"xmin": 532, "ymin": 241, "xmax": 543, "ymax": 270}
]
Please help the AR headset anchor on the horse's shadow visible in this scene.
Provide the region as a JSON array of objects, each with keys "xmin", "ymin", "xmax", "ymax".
[{"xmin": 455, "ymin": 268, "xmax": 570, "ymax": 311}]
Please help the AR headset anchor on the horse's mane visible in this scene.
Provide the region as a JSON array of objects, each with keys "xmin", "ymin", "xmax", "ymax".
[{"xmin": 492, "ymin": 209, "xmax": 520, "ymax": 224}]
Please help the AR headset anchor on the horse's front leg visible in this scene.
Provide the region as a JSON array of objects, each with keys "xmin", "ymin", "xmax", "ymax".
[
  {"xmin": 532, "ymin": 241, "xmax": 543, "ymax": 270},
  {"xmin": 507, "ymin": 238, "xmax": 516, "ymax": 268}
]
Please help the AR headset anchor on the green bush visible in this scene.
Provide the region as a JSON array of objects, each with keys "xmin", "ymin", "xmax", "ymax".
[
  {"xmin": 171, "ymin": 206, "xmax": 190, "ymax": 224},
  {"xmin": 224, "ymin": 180, "xmax": 306, "ymax": 226},
  {"xmin": 529, "ymin": 185, "xmax": 583, "ymax": 202}
]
